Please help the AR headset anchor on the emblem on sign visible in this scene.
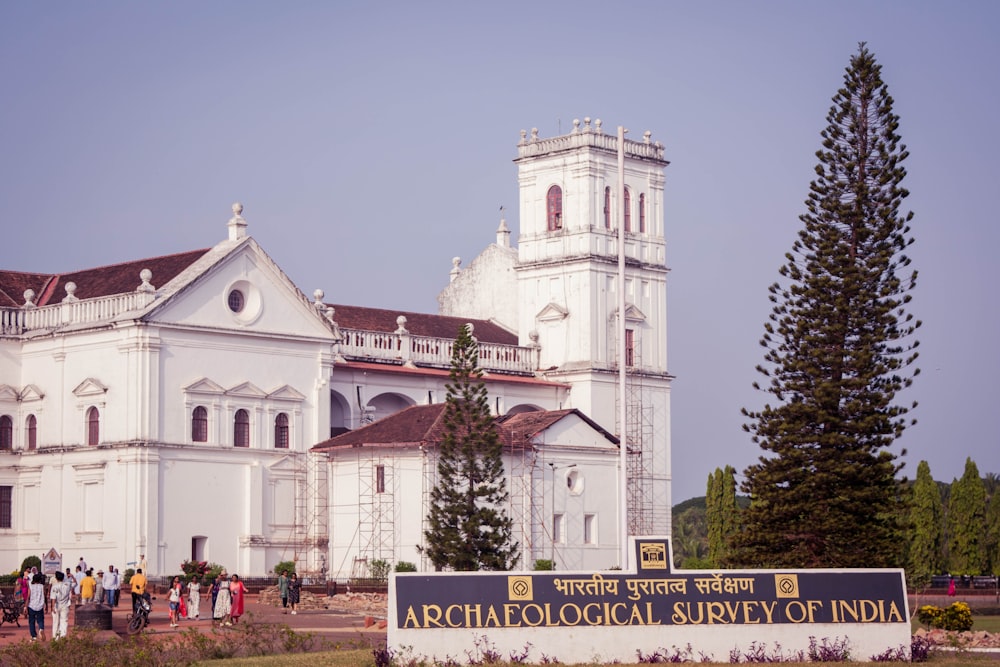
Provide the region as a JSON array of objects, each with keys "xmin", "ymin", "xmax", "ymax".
[
  {"xmin": 508, "ymin": 576, "xmax": 533, "ymax": 601},
  {"xmin": 774, "ymin": 574, "xmax": 800, "ymax": 598},
  {"xmin": 639, "ymin": 543, "xmax": 668, "ymax": 570}
]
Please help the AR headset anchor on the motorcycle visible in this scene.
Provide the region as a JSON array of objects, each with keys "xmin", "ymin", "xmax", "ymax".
[{"xmin": 127, "ymin": 593, "xmax": 153, "ymax": 634}]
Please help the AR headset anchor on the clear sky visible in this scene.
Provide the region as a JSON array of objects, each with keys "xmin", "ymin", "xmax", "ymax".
[{"xmin": 2, "ymin": 1, "xmax": 997, "ymax": 502}]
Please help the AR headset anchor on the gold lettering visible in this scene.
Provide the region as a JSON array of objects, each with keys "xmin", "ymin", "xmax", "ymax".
[
  {"xmin": 628, "ymin": 603, "xmax": 647, "ymax": 625},
  {"xmin": 887, "ymin": 600, "xmax": 904, "ymax": 623},
  {"xmin": 444, "ymin": 604, "xmax": 463, "ymax": 627},
  {"xmin": 423, "ymin": 604, "xmax": 444, "ymax": 628},
  {"xmin": 644, "ymin": 602, "xmax": 661, "ymax": 625},
  {"xmin": 583, "ymin": 602, "xmax": 602, "ymax": 625},
  {"xmin": 741, "ymin": 600, "xmax": 761, "ymax": 624},
  {"xmin": 785, "ymin": 600, "xmax": 807, "ymax": 623},
  {"xmin": 706, "ymin": 601, "xmax": 728, "ymax": 624},
  {"xmin": 759, "ymin": 600, "xmax": 777, "ymax": 624},
  {"xmin": 807, "ymin": 600, "xmax": 822, "ymax": 623},
  {"xmin": 403, "ymin": 605, "xmax": 419, "ymax": 629},
  {"xmin": 504, "ymin": 603, "xmax": 521, "ymax": 627},
  {"xmin": 838, "ymin": 599, "xmax": 859, "ymax": 623},
  {"xmin": 560, "ymin": 603, "xmax": 582, "ymax": 626},
  {"xmin": 522, "ymin": 603, "xmax": 544, "ymax": 627},
  {"xmin": 484, "ymin": 605, "xmax": 501, "ymax": 627},
  {"xmin": 464, "ymin": 604, "xmax": 482, "ymax": 628},
  {"xmin": 672, "ymin": 601, "xmax": 688, "ymax": 624},
  {"xmin": 860, "ymin": 599, "xmax": 881, "ymax": 623},
  {"xmin": 610, "ymin": 602, "xmax": 628, "ymax": 625}
]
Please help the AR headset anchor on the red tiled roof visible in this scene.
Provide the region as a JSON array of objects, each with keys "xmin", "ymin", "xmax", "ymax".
[
  {"xmin": 328, "ymin": 304, "xmax": 517, "ymax": 345},
  {"xmin": 312, "ymin": 405, "xmax": 616, "ymax": 452},
  {"xmin": 0, "ymin": 249, "xmax": 210, "ymax": 307}
]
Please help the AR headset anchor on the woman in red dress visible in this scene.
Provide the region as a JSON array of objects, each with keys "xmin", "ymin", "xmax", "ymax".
[{"xmin": 228, "ymin": 574, "xmax": 247, "ymax": 624}]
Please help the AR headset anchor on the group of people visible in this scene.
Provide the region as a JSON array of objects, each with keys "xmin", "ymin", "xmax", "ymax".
[
  {"xmin": 13, "ymin": 556, "xmax": 128, "ymax": 641},
  {"xmin": 277, "ymin": 570, "xmax": 302, "ymax": 615}
]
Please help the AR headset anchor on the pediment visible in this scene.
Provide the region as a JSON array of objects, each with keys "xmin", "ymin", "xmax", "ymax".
[
  {"xmin": 183, "ymin": 378, "xmax": 226, "ymax": 395},
  {"xmin": 0, "ymin": 384, "xmax": 18, "ymax": 402},
  {"xmin": 267, "ymin": 455, "xmax": 301, "ymax": 473},
  {"xmin": 610, "ymin": 303, "xmax": 646, "ymax": 323},
  {"xmin": 226, "ymin": 381, "xmax": 267, "ymax": 398},
  {"xmin": 20, "ymin": 384, "xmax": 45, "ymax": 402},
  {"xmin": 268, "ymin": 384, "xmax": 306, "ymax": 402},
  {"xmin": 72, "ymin": 378, "xmax": 108, "ymax": 398},
  {"xmin": 535, "ymin": 302, "xmax": 569, "ymax": 322}
]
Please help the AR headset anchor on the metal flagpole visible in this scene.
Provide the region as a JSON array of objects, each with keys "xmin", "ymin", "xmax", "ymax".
[{"xmin": 617, "ymin": 125, "xmax": 629, "ymax": 569}]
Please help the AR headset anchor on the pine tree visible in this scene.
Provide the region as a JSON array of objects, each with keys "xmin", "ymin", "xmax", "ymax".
[
  {"xmin": 946, "ymin": 458, "xmax": 987, "ymax": 575},
  {"xmin": 907, "ymin": 460, "xmax": 943, "ymax": 588},
  {"xmin": 735, "ymin": 44, "xmax": 920, "ymax": 568},
  {"xmin": 422, "ymin": 324, "xmax": 519, "ymax": 571},
  {"xmin": 706, "ymin": 466, "xmax": 739, "ymax": 567}
]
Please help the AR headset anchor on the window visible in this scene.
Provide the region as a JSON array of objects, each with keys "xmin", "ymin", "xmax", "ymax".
[
  {"xmin": 0, "ymin": 416, "xmax": 11, "ymax": 450},
  {"xmin": 584, "ymin": 514, "xmax": 596, "ymax": 544},
  {"xmin": 86, "ymin": 407, "xmax": 100, "ymax": 446},
  {"xmin": 604, "ymin": 186, "xmax": 611, "ymax": 228},
  {"xmin": 639, "ymin": 193, "xmax": 646, "ymax": 233},
  {"xmin": 275, "ymin": 413, "xmax": 289, "ymax": 449},
  {"xmin": 25, "ymin": 415, "xmax": 36, "ymax": 450},
  {"xmin": 553, "ymin": 513, "xmax": 564, "ymax": 543},
  {"xmin": 0, "ymin": 486, "xmax": 10, "ymax": 529},
  {"xmin": 227, "ymin": 289, "xmax": 245, "ymax": 313},
  {"xmin": 376, "ymin": 465, "xmax": 385, "ymax": 493},
  {"xmin": 623, "ymin": 188, "xmax": 632, "ymax": 232},
  {"xmin": 192, "ymin": 406, "xmax": 208, "ymax": 442},
  {"xmin": 234, "ymin": 409, "xmax": 250, "ymax": 447},
  {"xmin": 546, "ymin": 185, "xmax": 563, "ymax": 231},
  {"xmin": 625, "ymin": 328, "xmax": 635, "ymax": 367}
]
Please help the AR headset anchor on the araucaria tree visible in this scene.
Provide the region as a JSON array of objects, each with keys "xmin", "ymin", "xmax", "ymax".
[
  {"xmin": 735, "ymin": 44, "xmax": 920, "ymax": 568},
  {"xmin": 422, "ymin": 324, "xmax": 519, "ymax": 571}
]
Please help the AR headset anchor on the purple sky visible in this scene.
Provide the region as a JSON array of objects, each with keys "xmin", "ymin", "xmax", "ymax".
[{"xmin": 2, "ymin": 1, "xmax": 997, "ymax": 502}]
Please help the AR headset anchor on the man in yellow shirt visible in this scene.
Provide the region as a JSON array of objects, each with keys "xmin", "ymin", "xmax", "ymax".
[
  {"xmin": 130, "ymin": 568, "xmax": 148, "ymax": 613},
  {"xmin": 81, "ymin": 569, "xmax": 97, "ymax": 603}
]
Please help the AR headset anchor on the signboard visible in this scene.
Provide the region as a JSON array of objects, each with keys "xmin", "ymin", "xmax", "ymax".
[
  {"xmin": 389, "ymin": 538, "xmax": 911, "ymax": 664},
  {"xmin": 42, "ymin": 547, "xmax": 62, "ymax": 575}
]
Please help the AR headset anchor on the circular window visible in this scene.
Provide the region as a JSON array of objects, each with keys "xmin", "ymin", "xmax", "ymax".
[
  {"xmin": 227, "ymin": 289, "xmax": 245, "ymax": 313},
  {"xmin": 567, "ymin": 469, "xmax": 584, "ymax": 495},
  {"xmin": 223, "ymin": 280, "xmax": 262, "ymax": 325}
]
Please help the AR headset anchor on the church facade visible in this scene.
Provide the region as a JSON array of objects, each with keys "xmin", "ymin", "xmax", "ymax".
[{"xmin": 0, "ymin": 120, "xmax": 672, "ymax": 577}]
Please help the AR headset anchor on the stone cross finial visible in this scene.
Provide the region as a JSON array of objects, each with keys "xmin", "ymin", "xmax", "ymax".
[{"xmin": 449, "ymin": 257, "xmax": 462, "ymax": 282}]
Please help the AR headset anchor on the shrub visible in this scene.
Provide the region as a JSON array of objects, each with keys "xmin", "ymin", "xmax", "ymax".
[
  {"xmin": 369, "ymin": 559, "xmax": 390, "ymax": 583},
  {"xmin": 916, "ymin": 602, "xmax": 973, "ymax": 632},
  {"xmin": 532, "ymin": 559, "xmax": 555, "ymax": 571},
  {"xmin": 19, "ymin": 555, "xmax": 41, "ymax": 574},
  {"xmin": 273, "ymin": 560, "xmax": 296, "ymax": 576},
  {"xmin": 394, "ymin": 561, "xmax": 417, "ymax": 572}
]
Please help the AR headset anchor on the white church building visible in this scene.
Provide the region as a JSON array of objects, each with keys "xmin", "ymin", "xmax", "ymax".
[{"xmin": 0, "ymin": 119, "xmax": 673, "ymax": 577}]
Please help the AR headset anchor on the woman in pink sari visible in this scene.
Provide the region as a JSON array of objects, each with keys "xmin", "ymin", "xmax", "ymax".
[{"xmin": 228, "ymin": 574, "xmax": 247, "ymax": 624}]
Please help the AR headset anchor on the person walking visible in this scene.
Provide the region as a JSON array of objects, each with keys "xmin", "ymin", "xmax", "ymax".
[
  {"xmin": 27, "ymin": 572, "xmax": 46, "ymax": 641},
  {"xmin": 80, "ymin": 569, "xmax": 97, "ymax": 604},
  {"xmin": 229, "ymin": 574, "xmax": 247, "ymax": 625},
  {"xmin": 94, "ymin": 570, "xmax": 104, "ymax": 605},
  {"xmin": 168, "ymin": 577, "xmax": 182, "ymax": 628},
  {"xmin": 102, "ymin": 568, "xmax": 117, "ymax": 606},
  {"xmin": 213, "ymin": 572, "xmax": 231, "ymax": 626},
  {"xmin": 278, "ymin": 570, "xmax": 289, "ymax": 612},
  {"xmin": 130, "ymin": 568, "xmax": 148, "ymax": 613},
  {"xmin": 288, "ymin": 572, "xmax": 301, "ymax": 615},
  {"xmin": 187, "ymin": 576, "xmax": 202, "ymax": 620},
  {"xmin": 49, "ymin": 571, "xmax": 72, "ymax": 640}
]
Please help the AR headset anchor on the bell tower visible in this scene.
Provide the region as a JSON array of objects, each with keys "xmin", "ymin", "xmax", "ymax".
[{"xmin": 514, "ymin": 117, "xmax": 673, "ymax": 536}]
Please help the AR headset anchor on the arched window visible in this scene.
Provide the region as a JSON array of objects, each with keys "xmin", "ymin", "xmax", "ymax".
[
  {"xmin": 192, "ymin": 406, "xmax": 208, "ymax": 442},
  {"xmin": 86, "ymin": 407, "xmax": 100, "ymax": 446},
  {"xmin": 546, "ymin": 185, "xmax": 563, "ymax": 231},
  {"xmin": 639, "ymin": 193, "xmax": 646, "ymax": 233},
  {"xmin": 604, "ymin": 186, "xmax": 611, "ymax": 228},
  {"xmin": 234, "ymin": 409, "xmax": 250, "ymax": 448},
  {"xmin": 0, "ymin": 416, "xmax": 12, "ymax": 450},
  {"xmin": 275, "ymin": 413, "xmax": 289, "ymax": 449},
  {"xmin": 25, "ymin": 415, "xmax": 36, "ymax": 450},
  {"xmin": 623, "ymin": 188, "xmax": 632, "ymax": 232}
]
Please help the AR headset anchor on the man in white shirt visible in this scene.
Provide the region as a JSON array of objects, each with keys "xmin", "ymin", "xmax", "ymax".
[
  {"xmin": 49, "ymin": 570, "xmax": 73, "ymax": 639},
  {"xmin": 103, "ymin": 567, "xmax": 118, "ymax": 606}
]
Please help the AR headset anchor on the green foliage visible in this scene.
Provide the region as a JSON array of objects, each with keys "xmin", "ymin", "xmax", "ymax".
[
  {"xmin": 123, "ymin": 567, "xmax": 135, "ymax": 586},
  {"xmin": 422, "ymin": 324, "xmax": 519, "ymax": 571},
  {"xmin": 917, "ymin": 602, "xmax": 974, "ymax": 632},
  {"xmin": 907, "ymin": 460, "xmax": 943, "ymax": 588},
  {"xmin": 706, "ymin": 465, "xmax": 739, "ymax": 567},
  {"xmin": 947, "ymin": 458, "xmax": 988, "ymax": 574},
  {"xmin": 736, "ymin": 44, "xmax": 919, "ymax": 569},
  {"xmin": 273, "ymin": 560, "xmax": 296, "ymax": 576},
  {"xmin": 988, "ymin": 479, "xmax": 1000, "ymax": 575},
  {"xmin": 181, "ymin": 559, "xmax": 225, "ymax": 584},
  {"xmin": 393, "ymin": 561, "xmax": 417, "ymax": 572},
  {"xmin": 532, "ymin": 559, "xmax": 555, "ymax": 571},
  {"xmin": 19, "ymin": 555, "xmax": 41, "ymax": 574},
  {"xmin": 671, "ymin": 505, "xmax": 707, "ymax": 568},
  {"xmin": 368, "ymin": 558, "xmax": 390, "ymax": 582}
]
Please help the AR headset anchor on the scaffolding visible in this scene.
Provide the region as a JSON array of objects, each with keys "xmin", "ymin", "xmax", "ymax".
[
  {"xmin": 356, "ymin": 449, "xmax": 396, "ymax": 567},
  {"xmin": 419, "ymin": 446, "xmax": 436, "ymax": 571},
  {"xmin": 616, "ymin": 330, "xmax": 659, "ymax": 536},
  {"xmin": 288, "ymin": 449, "xmax": 330, "ymax": 576},
  {"xmin": 507, "ymin": 436, "xmax": 542, "ymax": 565}
]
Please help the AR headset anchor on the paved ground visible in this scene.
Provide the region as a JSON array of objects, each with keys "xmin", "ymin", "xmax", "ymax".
[{"xmin": 0, "ymin": 594, "xmax": 388, "ymax": 649}]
